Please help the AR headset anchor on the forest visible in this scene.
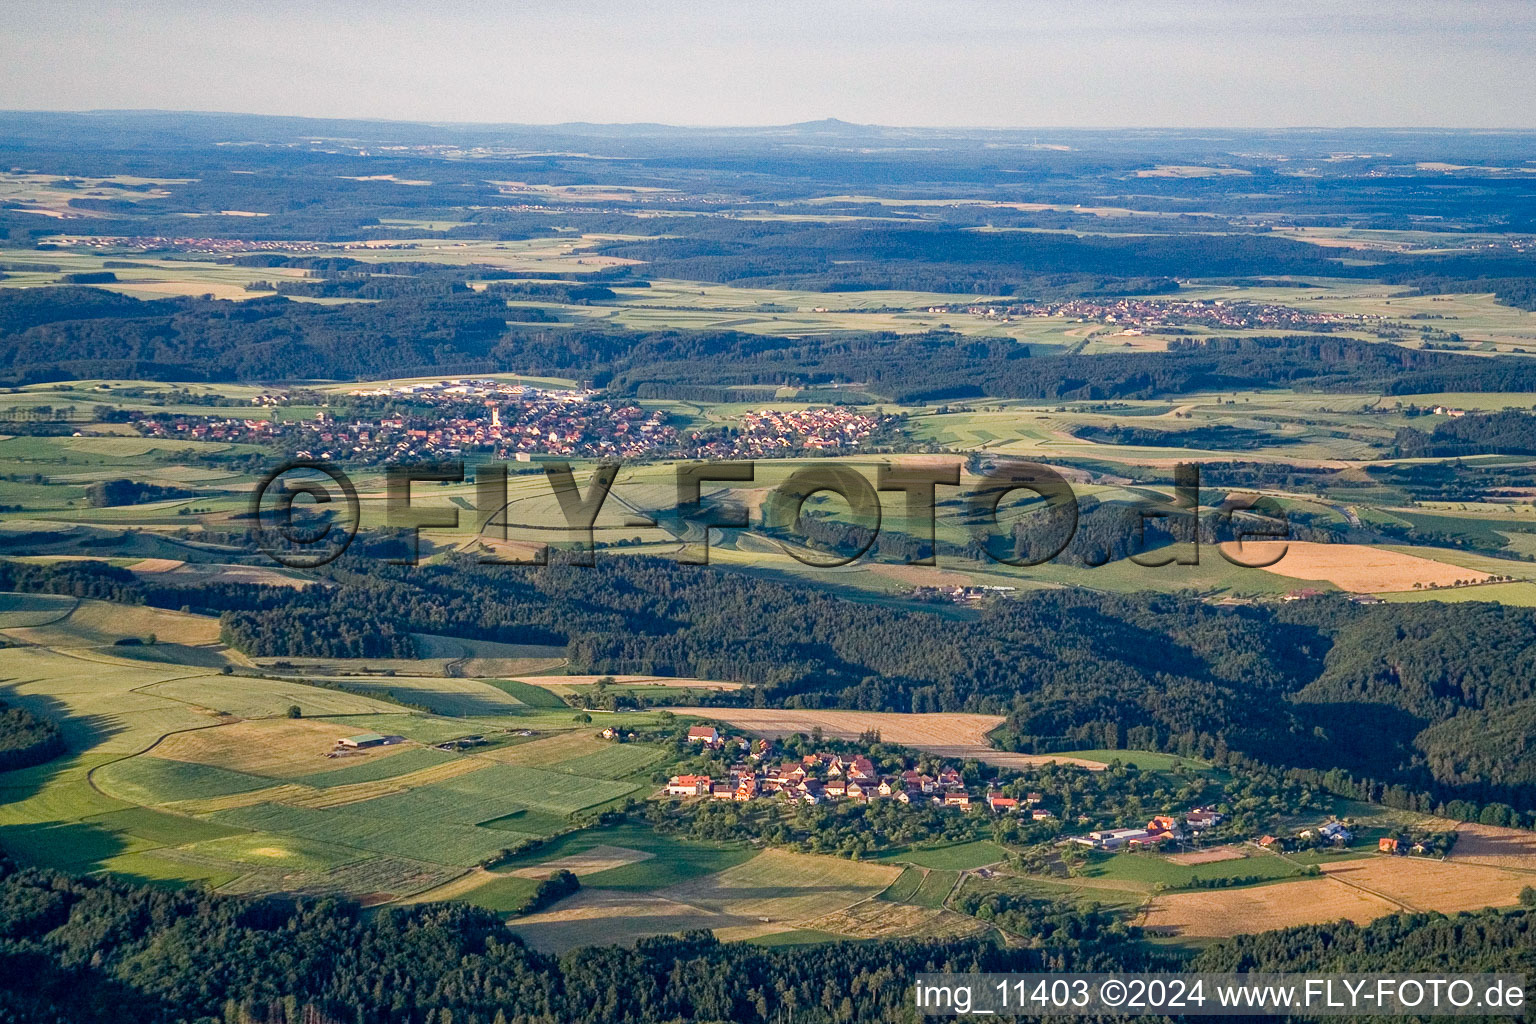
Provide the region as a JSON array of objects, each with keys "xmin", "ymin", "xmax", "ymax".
[
  {"xmin": 1394, "ymin": 410, "xmax": 1536, "ymax": 458},
  {"xmin": 0, "ymin": 859, "xmax": 1151, "ymax": 1024},
  {"xmin": 2, "ymin": 856, "xmax": 1534, "ymax": 1024},
  {"xmin": 7, "ymin": 554, "xmax": 1536, "ymax": 818},
  {"xmin": 10, "ymin": 286, "xmax": 1536, "ymax": 403},
  {"xmin": 0, "ymin": 698, "xmax": 63, "ymax": 773}
]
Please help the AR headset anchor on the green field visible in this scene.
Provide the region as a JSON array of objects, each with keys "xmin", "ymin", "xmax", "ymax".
[
  {"xmin": 94, "ymin": 757, "xmax": 276, "ymax": 804},
  {"xmin": 484, "ymin": 678, "xmax": 573, "ymax": 708},
  {"xmin": 1044, "ymin": 750, "xmax": 1204, "ymax": 772},
  {"xmin": 875, "ymin": 840, "xmax": 1008, "ymax": 871},
  {"xmin": 209, "ymin": 802, "xmax": 534, "ymax": 867},
  {"xmin": 547, "ymin": 744, "xmax": 664, "ymax": 780},
  {"xmin": 494, "ymin": 823, "xmax": 755, "ymax": 891},
  {"xmin": 879, "ymin": 865, "xmax": 926, "ymax": 903},
  {"xmin": 1078, "ymin": 850, "xmax": 1303, "ymax": 890},
  {"xmin": 293, "ymin": 747, "xmax": 458, "ymax": 788},
  {"xmin": 907, "ymin": 868, "xmax": 960, "ymax": 908},
  {"xmin": 456, "ymin": 875, "xmax": 543, "ymax": 913}
]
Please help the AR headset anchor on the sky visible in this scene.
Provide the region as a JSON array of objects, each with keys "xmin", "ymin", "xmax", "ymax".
[{"xmin": 2, "ymin": 0, "xmax": 1534, "ymax": 128}]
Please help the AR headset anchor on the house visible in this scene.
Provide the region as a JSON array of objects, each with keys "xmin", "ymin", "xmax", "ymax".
[
  {"xmin": 824, "ymin": 779, "xmax": 847, "ymax": 798},
  {"xmin": 1185, "ymin": 807, "xmax": 1223, "ymax": 829},
  {"xmin": 1030, "ymin": 808, "xmax": 1055, "ymax": 822},
  {"xmin": 1147, "ymin": 815, "xmax": 1181, "ymax": 833},
  {"xmin": 710, "ymin": 782, "xmax": 735, "ymax": 800},
  {"xmin": 666, "ymin": 774, "xmax": 710, "ymax": 796},
  {"xmin": 846, "ymin": 779, "xmax": 871, "ymax": 800},
  {"xmin": 938, "ymin": 768, "xmax": 964, "ymax": 790},
  {"xmin": 1024, "ymin": 792, "xmax": 1044, "ymax": 806},
  {"xmin": 1318, "ymin": 821, "xmax": 1352, "ymax": 844},
  {"xmin": 687, "ymin": 725, "xmax": 721, "ymax": 745},
  {"xmin": 902, "ymin": 770, "xmax": 935, "ymax": 793},
  {"xmin": 987, "ymin": 794, "xmax": 1019, "ymax": 813},
  {"xmin": 1257, "ymin": 835, "xmax": 1281, "ymax": 849},
  {"xmin": 600, "ymin": 727, "xmax": 619, "ymax": 740},
  {"xmin": 735, "ymin": 776, "xmax": 759, "ymax": 801},
  {"xmin": 1378, "ymin": 837, "xmax": 1401, "ymax": 854},
  {"xmin": 943, "ymin": 790, "xmax": 972, "ymax": 809}
]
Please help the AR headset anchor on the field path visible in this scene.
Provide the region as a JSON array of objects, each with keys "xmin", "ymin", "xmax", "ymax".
[{"xmin": 665, "ymin": 708, "xmax": 1108, "ymax": 770}]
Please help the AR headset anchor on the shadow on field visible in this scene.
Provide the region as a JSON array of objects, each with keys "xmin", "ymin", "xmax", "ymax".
[{"xmin": 0, "ymin": 681, "xmax": 133, "ymax": 874}]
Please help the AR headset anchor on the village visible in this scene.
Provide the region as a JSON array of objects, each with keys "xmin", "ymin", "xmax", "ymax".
[
  {"xmin": 130, "ymin": 378, "xmax": 889, "ymax": 463},
  {"xmin": 664, "ymin": 724, "xmax": 1059, "ymax": 816},
  {"xmin": 664, "ymin": 725, "xmax": 1457, "ymax": 862},
  {"xmin": 924, "ymin": 296, "xmax": 1381, "ymax": 334}
]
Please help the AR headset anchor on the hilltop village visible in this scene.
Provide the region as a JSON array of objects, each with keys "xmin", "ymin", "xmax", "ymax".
[
  {"xmin": 129, "ymin": 379, "xmax": 893, "ymax": 463},
  {"xmin": 664, "ymin": 725, "xmax": 1458, "ymax": 859}
]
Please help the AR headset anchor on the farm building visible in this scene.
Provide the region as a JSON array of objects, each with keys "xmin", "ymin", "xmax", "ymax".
[
  {"xmin": 666, "ymin": 774, "xmax": 711, "ymax": 796},
  {"xmin": 1074, "ymin": 828, "xmax": 1153, "ymax": 850},
  {"xmin": 337, "ymin": 732, "xmax": 398, "ymax": 749}
]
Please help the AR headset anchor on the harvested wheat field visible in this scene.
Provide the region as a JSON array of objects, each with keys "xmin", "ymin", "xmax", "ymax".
[
  {"xmin": 397, "ymin": 868, "xmax": 498, "ymax": 905},
  {"xmin": 660, "ymin": 849, "xmax": 901, "ymax": 923},
  {"xmin": 3, "ymin": 599, "xmax": 222, "ymax": 647},
  {"xmin": 482, "ymin": 730, "xmax": 604, "ymax": 766},
  {"xmin": 1141, "ymin": 877, "xmax": 1396, "ymax": 938},
  {"xmin": 1450, "ymin": 823, "xmax": 1536, "ymax": 870},
  {"xmin": 509, "ymin": 888, "xmax": 762, "ymax": 953},
  {"xmin": 282, "ymin": 758, "xmax": 487, "ymax": 809},
  {"xmin": 805, "ymin": 900, "xmax": 987, "ymax": 940},
  {"xmin": 510, "ymin": 845, "xmax": 654, "ymax": 879},
  {"xmin": 516, "ymin": 674, "xmax": 744, "ymax": 691},
  {"xmin": 1221, "ymin": 541, "xmax": 1492, "ymax": 593},
  {"xmin": 1165, "ymin": 845, "xmax": 1247, "ymax": 866},
  {"xmin": 150, "ymin": 719, "xmax": 416, "ymax": 777},
  {"xmin": 1320, "ymin": 857, "xmax": 1528, "ymax": 914},
  {"xmin": 866, "ymin": 563, "xmax": 978, "ymax": 589},
  {"xmin": 126, "ymin": 558, "xmax": 185, "ymax": 573},
  {"xmin": 667, "ymin": 708, "xmax": 1107, "ymax": 770}
]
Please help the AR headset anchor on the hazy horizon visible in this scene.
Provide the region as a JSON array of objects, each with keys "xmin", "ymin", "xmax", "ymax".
[{"xmin": 2, "ymin": 0, "xmax": 1534, "ymax": 130}]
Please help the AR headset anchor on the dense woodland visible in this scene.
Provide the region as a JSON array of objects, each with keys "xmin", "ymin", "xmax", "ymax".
[
  {"xmin": 0, "ymin": 699, "xmax": 63, "ymax": 773},
  {"xmin": 7, "ymin": 554, "xmax": 1536, "ymax": 819},
  {"xmin": 1394, "ymin": 410, "xmax": 1536, "ymax": 458},
  {"xmin": 1, "ymin": 856, "xmax": 1534, "ymax": 1024},
  {"xmin": 8, "ymin": 287, "xmax": 1536, "ymax": 403},
  {"xmin": 0, "ymin": 859, "xmax": 1154, "ymax": 1024}
]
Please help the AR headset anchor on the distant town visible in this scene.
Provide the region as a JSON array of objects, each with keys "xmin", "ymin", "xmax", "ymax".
[
  {"xmin": 130, "ymin": 378, "xmax": 894, "ymax": 463},
  {"xmin": 926, "ymin": 296, "xmax": 1382, "ymax": 334}
]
